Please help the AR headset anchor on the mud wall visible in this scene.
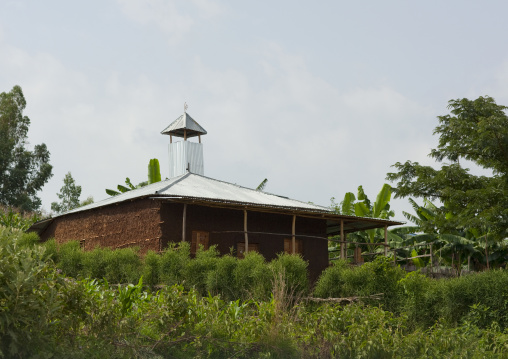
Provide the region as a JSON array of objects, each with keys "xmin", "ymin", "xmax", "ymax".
[{"xmin": 40, "ymin": 198, "xmax": 162, "ymax": 253}]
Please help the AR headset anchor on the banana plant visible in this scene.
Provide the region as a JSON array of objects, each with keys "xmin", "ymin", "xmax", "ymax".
[
  {"xmin": 330, "ymin": 184, "xmax": 400, "ymax": 260},
  {"xmin": 106, "ymin": 158, "xmax": 161, "ymax": 196},
  {"xmin": 256, "ymin": 178, "xmax": 268, "ymax": 191}
]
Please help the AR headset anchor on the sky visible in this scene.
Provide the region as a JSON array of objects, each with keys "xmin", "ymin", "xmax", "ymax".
[{"xmin": 1, "ymin": 0, "xmax": 508, "ymax": 220}]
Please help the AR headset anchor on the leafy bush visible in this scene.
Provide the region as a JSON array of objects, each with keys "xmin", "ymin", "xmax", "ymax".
[
  {"xmin": 206, "ymin": 254, "xmax": 238, "ymax": 301},
  {"xmin": 182, "ymin": 245, "xmax": 219, "ymax": 295},
  {"xmin": 15, "ymin": 231, "xmax": 40, "ymax": 247},
  {"xmin": 82, "ymin": 246, "xmax": 110, "ymax": 279},
  {"xmin": 103, "ymin": 246, "xmax": 142, "ymax": 284},
  {"xmin": 142, "ymin": 250, "xmax": 161, "ymax": 288},
  {"xmin": 0, "ymin": 231, "xmax": 63, "ymax": 357},
  {"xmin": 314, "ymin": 257, "xmax": 405, "ymax": 311},
  {"xmin": 3, "ymin": 227, "xmax": 508, "ymax": 358},
  {"xmin": 160, "ymin": 242, "xmax": 190, "ymax": 286},
  {"xmin": 57, "ymin": 240, "xmax": 84, "ymax": 278},
  {"xmin": 42, "ymin": 238, "xmax": 58, "ymax": 262},
  {"xmin": 0, "ymin": 206, "xmax": 41, "ymax": 231},
  {"xmin": 269, "ymin": 253, "xmax": 309, "ymax": 298},
  {"xmin": 234, "ymin": 251, "xmax": 272, "ymax": 301}
]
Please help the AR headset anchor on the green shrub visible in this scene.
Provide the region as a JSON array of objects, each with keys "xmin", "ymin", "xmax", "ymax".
[
  {"xmin": 57, "ymin": 240, "xmax": 84, "ymax": 278},
  {"xmin": 142, "ymin": 250, "xmax": 161, "ymax": 288},
  {"xmin": 103, "ymin": 247, "xmax": 142, "ymax": 284},
  {"xmin": 82, "ymin": 246, "xmax": 110, "ymax": 279},
  {"xmin": 435, "ymin": 269, "xmax": 508, "ymax": 328},
  {"xmin": 269, "ymin": 253, "xmax": 309, "ymax": 296},
  {"xmin": 234, "ymin": 251, "xmax": 271, "ymax": 301},
  {"xmin": 15, "ymin": 231, "xmax": 40, "ymax": 247},
  {"xmin": 0, "ymin": 232, "xmax": 64, "ymax": 357},
  {"xmin": 314, "ymin": 257, "xmax": 405, "ymax": 311},
  {"xmin": 312, "ymin": 259, "xmax": 350, "ymax": 298},
  {"xmin": 183, "ymin": 245, "xmax": 219, "ymax": 295},
  {"xmin": 206, "ymin": 254, "xmax": 238, "ymax": 300},
  {"xmin": 160, "ymin": 242, "xmax": 190, "ymax": 286},
  {"xmin": 40, "ymin": 238, "xmax": 58, "ymax": 262}
]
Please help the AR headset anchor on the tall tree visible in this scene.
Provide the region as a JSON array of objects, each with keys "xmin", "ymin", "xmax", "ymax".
[
  {"xmin": 0, "ymin": 86, "xmax": 52, "ymax": 211},
  {"xmin": 387, "ymin": 96, "xmax": 508, "ymax": 238},
  {"xmin": 51, "ymin": 172, "xmax": 82, "ymax": 214}
]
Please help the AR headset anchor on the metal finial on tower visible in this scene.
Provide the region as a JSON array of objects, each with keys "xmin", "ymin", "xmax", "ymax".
[{"xmin": 184, "ymin": 102, "xmax": 188, "ymax": 113}]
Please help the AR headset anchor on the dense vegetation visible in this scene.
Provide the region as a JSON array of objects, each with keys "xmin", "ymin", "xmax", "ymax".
[{"xmin": 2, "ymin": 228, "xmax": 508, "ymax": 358}]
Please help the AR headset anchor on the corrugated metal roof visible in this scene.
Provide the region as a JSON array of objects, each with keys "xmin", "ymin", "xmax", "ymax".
[
  {"xmin": 63, "ymin": 172, "xmax": 329, "ymax": 216},
  {"xmin": 29, "ymin": 173, "xmax": 405, "ymax": 235},
  {"xmin": 161, "ymin": 112, "xmax": 207, "ymax": 138}
]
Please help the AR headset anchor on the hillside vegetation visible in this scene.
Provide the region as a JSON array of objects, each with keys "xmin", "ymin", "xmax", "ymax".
[{"xmin": 2, "ymin": 228, "xmax": 508, "ymax": 358}]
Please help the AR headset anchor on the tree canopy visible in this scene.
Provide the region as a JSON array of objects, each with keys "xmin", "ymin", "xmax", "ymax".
[
  {"xmin": 0, "ymin": 86, "xmax": 52, "ymax": 211},
  {"xmin": 51, "ymin": 172, "xmax": 82, "ymax": 214},
  {"xmin": 387, "ymin": 96, "xmax": 508, "ymax": 237}
]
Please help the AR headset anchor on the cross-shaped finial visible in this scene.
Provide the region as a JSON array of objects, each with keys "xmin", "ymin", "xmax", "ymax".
[{"xmin": 184, "ymin": 102, "xmax": 188, "ymax": 113}]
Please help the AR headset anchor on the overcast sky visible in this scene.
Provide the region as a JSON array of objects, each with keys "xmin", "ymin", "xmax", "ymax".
[{"xmin": 1, "ymin": 0, "xmax": 507, "ymax": 220}]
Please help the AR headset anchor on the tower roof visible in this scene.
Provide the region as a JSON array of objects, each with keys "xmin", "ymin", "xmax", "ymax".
[{"xmin": 161, "ymin": 112, "xmax": 207, "ymax": 138}]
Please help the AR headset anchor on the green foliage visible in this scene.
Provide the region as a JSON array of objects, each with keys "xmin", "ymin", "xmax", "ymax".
[
  {"xmin": 182, "ymin": 245, "xmax": 219, "ymax": 295},
  {"xmin": 256, "ymin": 178, "xmax": 268, "ymax": 191},
  {"xmin": 147, "ymin": 158, "xmax": 161, "ymax": 184},
  {"xmin": 81, "ymin": 246, "xmax": 109, "ymax": 279},
  {"xmin": 51, "ymin": 171, "xmax": 82, "ymax": 214},
  {"xmin": 269, "ymin": 253, "xmax": 309, "ymax": 296},
  {"xmin": 206, "ymin": 254, "xmax": 239, "ymax": 301},
  {"xmin": 0, "ymin": 206, "xmax": 41, "ymax": 230},
  {"xmin": 159, "ymin": 241, "xmax": 190, "ymax": 286},
  {"xmin": 103, "ymin": 246, "xmax": 142, "ymax": 284},
  {"xmin": 331, "ymin": 184, "xmax": 399, "ymax": 259},
  {"xmin": 107, "ymin": 158, "xmax": 162, "ymax": 196},
  {"xmin": 57, "ymin": 240, "xmax": 84, "ymax": 278},
  {"xmin": 387, "ymin": 96, "xmax": 508, "ymax": 237},
  {"xmin": 3, "ymin": 229, "xmax": 508, "ymax": 357},
  {"xmin": 0, "ymin": 85, "xmax": 53, "ymax": 211},
  {"xmin": 314, "ymin": 257, "xmax": 405, "ymax": 311},
  {"xmin": 142, "ymin": 250, "xmax": 161, "ymax": 288},
  {"xmin": 0, "ymin": 231, "xmax": 63, "ymax": 357},
  {"xmin": 234, "ymin": 251, "xmax": 272, "ymax": 300}
]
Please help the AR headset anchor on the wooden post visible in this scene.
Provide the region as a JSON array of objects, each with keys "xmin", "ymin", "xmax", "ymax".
[
  {"xmin": 485, "ymin": 238, "xmax": 490, "ymax": 270},
  {"xmin": 384, "ymin": 225, "xmax": 388, "ymax": 256},
  {"xmin": 292, "ymin": 215, "xmax": 296, "ymax": 254},
  {"xmin": 198, "ymin": 135, "xmax": 201, "ymax": 143},
  {"xmin": 170, "ymin": 135, "xmax": 173, "ymax": 143},
  {"xmin": 184, "ymin": 129, "xmax": 187, "ymax": 141},
  {"xmin": 340, "ymin": 220, "xmax": 344, "ymax": 259},
  {"xmin": 244, "ymin": 210, "xmax": 248, "ymax": 254},
  {"xmin": 182, "ymin": 203, "xmax": 187, "ymax": 242},
  {"xmin": 430, "ymin": 243, "xmax": 433, "ymax": 268}
]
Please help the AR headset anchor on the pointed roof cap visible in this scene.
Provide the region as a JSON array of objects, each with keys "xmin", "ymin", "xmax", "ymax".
[{"xmin": 161, "ymin": 112, "xmax": 207, "ymax": 138}]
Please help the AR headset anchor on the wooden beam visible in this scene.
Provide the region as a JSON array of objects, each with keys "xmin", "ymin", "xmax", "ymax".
[
  {"xmin": 244, "ymin": 210, "xmax": 248, "ymax": 254},
  {"xmin": 170, "ymin": 135, "xmax": 173, "ymax": 143},
  {"xmin": 198, "ymin": 134, "xmax": 201, "ymax": 143},
  {"xmin": 340, "ymin": 219, "xmax": 344, "ymax": 259},
  {"xmin": 384, "ymin": 225, "xmax": 388, "ymax": 256},
  {"xmin": 292, "ymin": 215, "xmax": 296, "ymax": 254},
  {"xmin": 182, "ymin": 203, "xmax": 187, "ymax": 242},
  {"xmin": 184, "ymin": 129, "xmax": 187, "ymax": 141}
]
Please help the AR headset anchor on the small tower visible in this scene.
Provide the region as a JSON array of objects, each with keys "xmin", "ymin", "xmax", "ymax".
[{"xmin": 161, "ymin": 106, "xmax": 207, "ymax": 178}]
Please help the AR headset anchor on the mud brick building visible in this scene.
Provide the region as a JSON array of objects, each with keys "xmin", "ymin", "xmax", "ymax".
[{"xmin": 30, "ymin": 110, "xmax": 402, "ymax": 279}]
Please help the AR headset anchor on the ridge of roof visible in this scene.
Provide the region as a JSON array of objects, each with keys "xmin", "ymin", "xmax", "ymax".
[{"xmin": 51, "ymin": 172, "xmax": 329, "ymax": 219}]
